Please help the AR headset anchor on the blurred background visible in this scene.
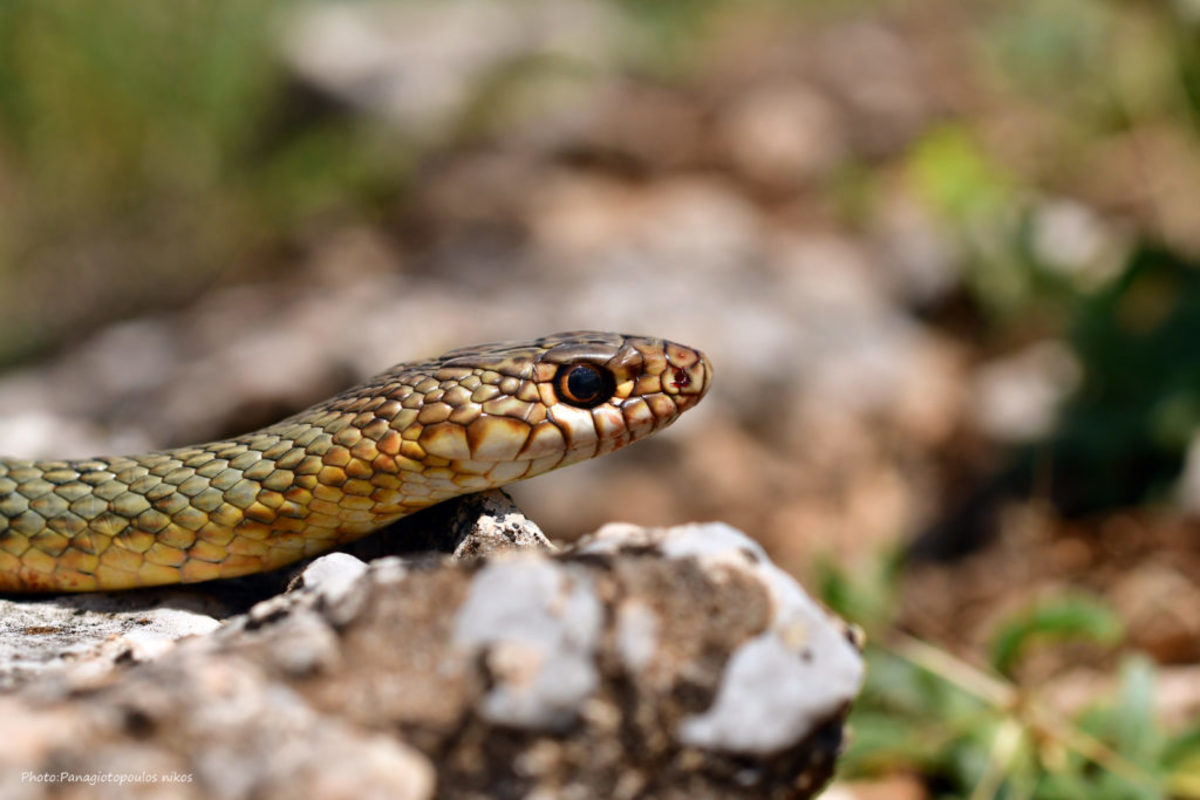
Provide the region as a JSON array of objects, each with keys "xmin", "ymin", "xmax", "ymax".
[{"xmin": 2, "ymin": 0, "xmax": 1199, "ymax": 795}]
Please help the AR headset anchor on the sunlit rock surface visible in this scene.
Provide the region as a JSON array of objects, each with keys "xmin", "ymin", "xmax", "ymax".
[{"xmin": 0, "ymin": 517, "xmax": 861, "ymax": 800}]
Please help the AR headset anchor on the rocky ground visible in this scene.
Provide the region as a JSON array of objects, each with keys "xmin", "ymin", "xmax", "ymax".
[{"xmin": 0, "ymin": 495, "xmax": 862, "ymax": 800}]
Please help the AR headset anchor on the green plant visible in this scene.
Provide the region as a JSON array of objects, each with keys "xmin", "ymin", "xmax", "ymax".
[{"xmin": 822, "ymin": 556, "xmax": 1200, "ymax": 798}]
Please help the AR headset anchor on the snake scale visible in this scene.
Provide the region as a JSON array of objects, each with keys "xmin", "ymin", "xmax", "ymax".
[{"xmin": 0, "ymin": 332, "xmax": 710, "ymax": 592}]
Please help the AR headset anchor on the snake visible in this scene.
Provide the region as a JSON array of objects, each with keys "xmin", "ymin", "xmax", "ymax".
[{"xmin": 0, "ymin": 332, "xmax": 711, "ymax": 593}]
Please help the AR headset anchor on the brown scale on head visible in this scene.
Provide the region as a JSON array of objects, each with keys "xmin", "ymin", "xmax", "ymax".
[{"xmin": 0, "ymin": 332, "xmax": 712, "ymax": 592}]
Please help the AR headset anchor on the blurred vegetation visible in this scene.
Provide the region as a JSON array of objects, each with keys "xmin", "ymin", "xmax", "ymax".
[
  {"xmin": 822, "ymin": 561, "xmax": 1200, "ymax": 799},
  {"xmin": 0, "ymin": 0, "xmax": 410, "ymax": 361},
  {"xmin": 3, "ymin": 0, "xmax": 1199, "ymax": 355},
  {"xmin": 1048, "ymin": 247, "xmax": 1200, "ymax": 514},
  {"xmin": 835, "ymin": 1, "xmax": 1200, "ymax": 794}
]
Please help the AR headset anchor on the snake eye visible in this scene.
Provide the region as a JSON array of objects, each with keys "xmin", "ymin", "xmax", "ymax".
[{"xmin": 554, "ymin": 363, "xmax": 614, "ymax": 409}]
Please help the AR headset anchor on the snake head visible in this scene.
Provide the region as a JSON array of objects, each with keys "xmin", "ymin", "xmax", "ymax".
[
  {"xmin": 367, "ymin": 331, "xmax": 712, "ymax": 483},
  {"xmin": 531, "ymin": 331, "xmax": 712, "ymax": 459}
]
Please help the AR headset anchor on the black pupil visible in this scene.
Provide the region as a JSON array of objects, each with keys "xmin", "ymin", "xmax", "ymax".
[{"xmin": 566, "ymin": 366, "xmax": 604, "ymax": 401}]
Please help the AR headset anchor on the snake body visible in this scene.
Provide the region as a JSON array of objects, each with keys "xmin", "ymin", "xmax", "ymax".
[{"xmin": 0, "ymin": 332, "xmax": 711, "ymax": 593}]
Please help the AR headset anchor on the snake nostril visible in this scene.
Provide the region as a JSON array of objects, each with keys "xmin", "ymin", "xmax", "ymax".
[{"xmin": 671, "ymin": 367, "xmax": 691, "ymax": 390}]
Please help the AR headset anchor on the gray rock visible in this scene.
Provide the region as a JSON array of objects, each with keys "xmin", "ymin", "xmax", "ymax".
[
  {"xmin": 282, "ymin": 0, "xmax": 627, "ymax": 137},
  {"xmin": 442, "ymin": 488, "xmax": 556, "ymax": 558},
  {"xmin": 0, "ymin": 521, "xmax": 862, "ymax": 799},
  {"xmin": 453, "ymin": 558, "xmax": 601, "ymax": 729},
  {"xmin": 580, "ymin": 523, "xmax": 864, "ymax": 755},
  {"xmin": 0, "ymin": 490, "xmax": 544, "ymax": 691},
  {"xmin": 0, "ymin": 592, "xmax": 226, "ymax": 691}
]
